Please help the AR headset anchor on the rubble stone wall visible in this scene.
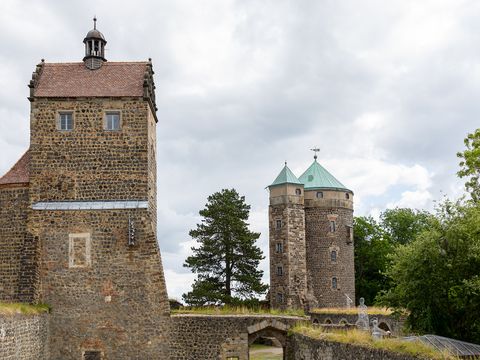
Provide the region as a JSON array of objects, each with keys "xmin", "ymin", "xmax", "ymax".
[
  {"xmin": 0, "ymin": 185, "xmax": 29, "ymax": 301},
  {"xmin": 286, "ymin": 333, "xmax": 419, "ymax": 360},
  {"xmin": 170, "ymin": 314, "xmax": 304, "ymax": 360},
  {"xmin": 0, "ymin": 314, "xmax": 49, "ymax": 360},
  {"xmin": 304, "ymin": 191, "xmax": 355, "ymax": 308}
]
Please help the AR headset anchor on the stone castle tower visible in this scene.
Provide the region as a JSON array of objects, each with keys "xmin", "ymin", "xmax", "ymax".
[
  {"xmin": 0, "ymin": 20, "xmax": 170, "ymax": 359},
  {"xmin": 268, "ymin": 152, "xmax": 355, "ymax": 309}
]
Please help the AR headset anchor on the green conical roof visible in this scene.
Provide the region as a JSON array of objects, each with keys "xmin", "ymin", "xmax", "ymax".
[
  {"xmin": 299, "ymin": 159, "xmax": 351, "ymax": 192},
  {"xmin": 269, "ymin": 163, "xmax": 302, "ymax": 187}
]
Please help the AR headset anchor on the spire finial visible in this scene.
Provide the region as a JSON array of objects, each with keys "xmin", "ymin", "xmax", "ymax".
[
  {"xmin": 285, "ymin": 161, "xmax": 287, "ymax": 166},
  {"xmin": 93, "ymin": 16, "xmax": 97, "ymax": 30},
  {"xmin": 310, "ymin": 147, "xmax": 320, "ymax": 160}
]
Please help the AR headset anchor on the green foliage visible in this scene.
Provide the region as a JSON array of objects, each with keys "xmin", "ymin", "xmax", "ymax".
[
  {"xmin": 457, "ymin": 128, "xmax": 480, "ymax": 202},
  {"xmin": 378, "ymin": 200, "xmax": 480, "ymax": 343},
  {"xmin": 183, "ymin": 189, "xmax": 268, "ymax": 306},
  {"xmin": 0, "ymin": 302, "xmax": 50, "ymax": 315},
  {"xmin": 354, "ymin": 208, "xmax": 435, "ymax": 305},
  {"xmin": 172, "ymin": 305, "xmax": 306, "ymax": 317},
  {"xmin": 380, "ymin": 208, "xmax": 433, "ymax": 245},
  {"xmin": 354, "ymin": 216, "xmax": 393, "ymax": 305}
]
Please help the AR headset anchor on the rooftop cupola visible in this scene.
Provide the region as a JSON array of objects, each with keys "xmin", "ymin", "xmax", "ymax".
[{"xmin": 83, "ymin": 17, "xmax": 107, "ymax": 70}]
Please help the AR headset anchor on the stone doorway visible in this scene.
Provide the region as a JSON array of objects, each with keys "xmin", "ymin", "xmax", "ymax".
[{"xmin": 247, "ymin": 320, "xmax": 288, "ymax": 360}]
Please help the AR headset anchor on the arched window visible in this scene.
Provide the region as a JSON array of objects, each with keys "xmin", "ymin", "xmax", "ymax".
[
  {"xmin": 316, "ymin": 191, "xmax": 323, "ymax": 199},
  {"xmin": 295, "ymin": 188, "xmax": 302, "ymax": 195},
  {"xmin": 331, "ymin": 250, "xmax": 337, "ymax": 262},
  {"xmin": 332, "ymin": 277, "xmax": 337, "ymax": 289}
]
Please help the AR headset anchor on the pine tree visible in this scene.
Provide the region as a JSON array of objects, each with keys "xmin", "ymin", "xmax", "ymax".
[{"xmin": 183, "ymin": 189, "xmax": 268, "ymax": 306}]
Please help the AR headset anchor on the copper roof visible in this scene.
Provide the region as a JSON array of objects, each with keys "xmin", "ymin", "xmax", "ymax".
[
  {"xmin": 33, "ymin": 62, "xmax": 148, "ymax": 98},
  {"xmin": 0, "ymin": 150, "xmax": 30, "ymax": 186}
]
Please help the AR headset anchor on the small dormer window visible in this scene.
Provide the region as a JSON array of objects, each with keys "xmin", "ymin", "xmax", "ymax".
[
  {"xmin": 58, "ymin": 112, "xmax": 74, "ymax": 131},
  {"xmin": 295, "ymin": 188, "xmax": 302, "ymax": 195},
  {"xmin": 316, "ymin": 191, "xmax": 323, "ymax": 199},
  {"xmin": 105, "ymin": 111, "xmax": 121, "ymax": 131}
]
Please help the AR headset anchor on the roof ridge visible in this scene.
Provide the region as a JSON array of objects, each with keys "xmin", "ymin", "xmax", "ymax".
[{"xmin": 43, "ymin": 61, "xmax": 149, "ymax": 65}]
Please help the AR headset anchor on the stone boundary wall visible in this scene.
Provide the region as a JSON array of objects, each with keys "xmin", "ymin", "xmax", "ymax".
[
  {"xmin": 0, "ymin": 313, "xmax": 49, "ymax": 360},
  {"xmin": 310, "ymin": 312, "xmax": 406, "ymax": 336},
  {"xmin": 286, "ymin": 333, "xmax": 420, "ymax": 360},
  {"xmin": 170, "ymin": 314, "xmax": 305, "ymax": 360}
]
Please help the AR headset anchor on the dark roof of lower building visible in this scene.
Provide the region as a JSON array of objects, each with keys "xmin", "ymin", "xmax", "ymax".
[
  {"xmin": 0, "ymin": 150, "xmax": 30, "ymax": 186},
  {"xmin": 33, "ymin": 62, "xmax": 149, "ymax": 98}
]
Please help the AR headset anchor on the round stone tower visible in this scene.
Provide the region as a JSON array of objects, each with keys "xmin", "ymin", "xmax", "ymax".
[{"xmin": 299, "ymin": 154, "xmax": 355, "ymax": 308}]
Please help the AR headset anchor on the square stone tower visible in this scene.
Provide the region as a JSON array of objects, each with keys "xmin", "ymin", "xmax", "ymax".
[
  {"xmin": 0, "ymin": 19, "xmax": 171, "ymax": 359},
  {"xmin": 268, "ymin": 154, "xmax": 355, "ymax": 310}
]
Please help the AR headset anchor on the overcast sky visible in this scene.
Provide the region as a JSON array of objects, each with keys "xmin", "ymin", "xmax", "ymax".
[{"xmin": 0, "ymin": 0, "xmax": 477, "ymax": 300}]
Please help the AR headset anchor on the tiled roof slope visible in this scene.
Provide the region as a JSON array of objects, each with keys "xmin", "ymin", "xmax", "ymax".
[
  {"xmin": 33, "ymin": 62, "xmax": 149, "ymax": 97},
  {"xmin": 0, "ymin": 150, "xmax": 30, "ymax": 185}
]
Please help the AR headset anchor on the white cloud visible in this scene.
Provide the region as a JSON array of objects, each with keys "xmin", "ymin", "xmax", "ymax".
[{"xmin": 0, "ymin": 0, "xmax": 475, "ymax": 298}]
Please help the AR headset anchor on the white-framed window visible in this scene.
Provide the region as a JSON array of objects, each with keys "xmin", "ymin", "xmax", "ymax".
[
  {"xmin": 332, "ymin": 277, "xmax": 338, "ymax": 290},
  {"xmin": 105, "ymin": 111, "xmax": 121, "ymax": 131},
  {"xmin": 275, "ymin": 242, "xmax": 283, "ymax": 253},
  {"xmin": 316, "ymin": 191, "xmax": 323, "ymax": 199},
  {"xmin": 58, "ymin": 111, "xmax": 74, "ymax": 131},
  {"xmin": 276, "ymin": 266, "xmax": 283, "ymax": 276},
  {"xmin": 69, "ymin": 233, "xmax": 91, "ymax": 268},
  {"xmin": 329, "ymin": 220, "xmax": 336, "ymax": 232},
  {"xmin": 275, "ymin": 219, "xmax": 282, "ymax": 230}
]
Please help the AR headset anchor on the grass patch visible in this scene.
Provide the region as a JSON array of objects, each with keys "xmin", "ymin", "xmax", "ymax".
[
  {"xmin": 292, "ymin": 324, "xmax": 453, "ymax": 359},
  {"xmin": 172, "ymin": 305, "xmax": 306, "ymax": 317},
  {"xmin": 0, "ymin": 302, "xmax": 50, "ymax": 316},
  {"xmin": 310, "ymin": 307, "xmax": 394, "ymax": 316},
  {"xmin": 249, "ymin": 344, "xmax": 283, "ymax": 360}
]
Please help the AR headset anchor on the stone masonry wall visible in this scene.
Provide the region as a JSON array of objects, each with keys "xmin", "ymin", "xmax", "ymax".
[
  {"xmin": 0, "ymin": 313, "xmax": 49, "ymax": 360},
  {"xmin": 0, "ymin": 185, "xmax": 29, "ymax": 301},
  {"xmin": 269, "ymin": 202, "xmax": 307, "ymax": 310},
  {"xmin": 305, "ymin": 195, "xmax": 355, "ymax": 308},
  {"xmin": 31, "ymin": 208, "xmax": 170, "ymax": 359},
  {"xmin": 170, "ymin": 314, "xmax": 304, "ymax": 360},
  {"xmin": 28, "ymin": 97, "xmax": 170, "ymax": 359},
  {"xmin": 286, "ymin": 333, "xmax": 420, "ymax": 360},
  {"xmin": 29, "ymin": 98, "xmax": 152, "ymax": 203}
]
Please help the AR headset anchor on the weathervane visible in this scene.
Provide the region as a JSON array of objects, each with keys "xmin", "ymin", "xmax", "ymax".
[
  {"xmin": 93, "ymin": 16, "xmax": 97, "ymax": 30},
  {"xmin": 310, "ymin": 147, "xmax": 320, "ymax": 160}
]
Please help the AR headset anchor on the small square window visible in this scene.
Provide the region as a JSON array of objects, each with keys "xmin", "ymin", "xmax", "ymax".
[
  {"xmin": 275, "ymin": 243, "xmax": 283, "ymax": 253},
  {"xmin": 329, "ymin": 220, "xmax": 336, "ymax": 232},
  {"xmin": 276, "ymin": 266, "xmax": 283, "ymax": 276},
  {"xmin": 105, "ymin": 111, "xmax": 121, "ymax": 131},
  {"xmin": 275, "ymin": 219, "xmax": 282, "ymax": 230},
  {"xmin": 345, "ymin": 193, "xmax": 350, "ymax": 199},
  {"xmin": 316, "ymin": 191, "xmax": 323, "ymax": 199},
  {"xmin": 295, "ymin": 188, "xmax": 302, "ymax": 195},
  {"xmin": 58, "ymin": 112, "xmax": 73, "ymax": 131}
]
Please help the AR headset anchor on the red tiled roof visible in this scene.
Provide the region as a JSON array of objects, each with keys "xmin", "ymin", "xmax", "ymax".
[
  {"xmin": 0, "ymin": 150, "xmax": 30, "ymax": 185},
  {"xmin": 34, "ymin": 62, "xmax": 148, "ymax": 98}
]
